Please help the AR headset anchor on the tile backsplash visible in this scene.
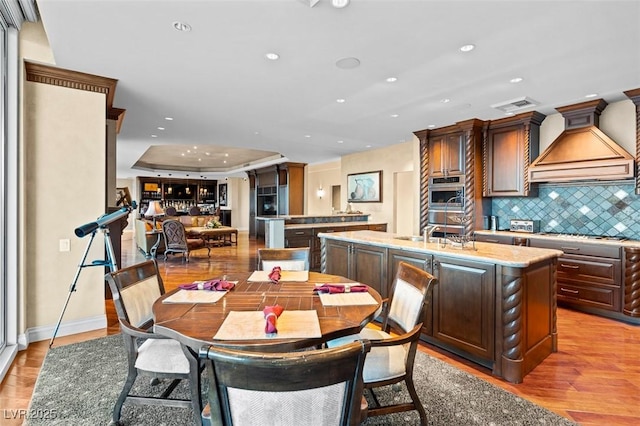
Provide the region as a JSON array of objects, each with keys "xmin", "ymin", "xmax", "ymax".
[{"xmin": 491, "ymin": 180, "xmax": 640, "ymax": 239}]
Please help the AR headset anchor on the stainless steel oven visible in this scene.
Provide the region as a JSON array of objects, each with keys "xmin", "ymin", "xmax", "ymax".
[
  {"xmin": 427, "ymin": 210, "xmax": 464, "ymax": 236},
  {"xmin": 428, "ymin": 176, "xmax": 464, "ymax": 209}
]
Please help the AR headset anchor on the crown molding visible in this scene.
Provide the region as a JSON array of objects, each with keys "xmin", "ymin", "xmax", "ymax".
[{"xmin": 24, "ymin": 60, "xmax": 125, "ymax": 131}]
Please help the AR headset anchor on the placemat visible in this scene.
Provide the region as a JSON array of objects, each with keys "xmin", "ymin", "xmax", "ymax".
[
  {"xmin": 247, "ymin": 270, "xmax": 309, "ymax": 282},
  {"xmin": 318, "ymin": 292, "xmax": 379, "ymax": 306},
  {"xmin": 213, "ymin": 310, "xmax": 321, "ymax": 340},
  {"xmin": 162, "ymin": 289, "xmax": 228, "ymax": 304}
]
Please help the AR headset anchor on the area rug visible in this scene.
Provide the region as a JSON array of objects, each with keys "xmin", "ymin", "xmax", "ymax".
[{"xmin": 27, "ymin": 335, "xmax": 576, "ymax": 425}]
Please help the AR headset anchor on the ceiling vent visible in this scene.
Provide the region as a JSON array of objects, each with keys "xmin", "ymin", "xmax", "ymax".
[{"xmin": 491, "ymin": 97, "xmax": 539, "ymax": 113}]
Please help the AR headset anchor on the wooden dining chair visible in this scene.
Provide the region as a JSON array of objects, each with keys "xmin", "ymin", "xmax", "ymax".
[
  {"xmin": 104, "ymin": 259, "xmax": 204, "ymax": 426},
  {"xmin": 199, "ymin": 340, "xmax": 371, "ymax": 426},
  {"xmin": 327, "ymin": 261, "xmax": 437, "ymax": 425},
  {"xmin": 257, "ymin": 247, "xmax": 310, "ymax": 271},
  {"xmin": 162, "ymin": 218, "xmax": 210, "ymax": 262}
]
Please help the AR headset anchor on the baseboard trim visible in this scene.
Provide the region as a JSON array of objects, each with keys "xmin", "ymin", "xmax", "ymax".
[{"xmin": 22, "ymin": 314, "xmax": 108, "ymax": 347}]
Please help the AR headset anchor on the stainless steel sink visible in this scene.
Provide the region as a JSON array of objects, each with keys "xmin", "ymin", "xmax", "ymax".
[{"xmin": 394, "ymin": 235, "xmax": 424, "ymax": 242}]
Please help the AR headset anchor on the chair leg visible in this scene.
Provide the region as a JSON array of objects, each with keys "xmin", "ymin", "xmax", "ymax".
[
  {"xmin": 188, "ymin": 359, "xmax": 203, "ymax": 426},
  {"xmin": 405, "ymin": 377, "xmax": 428, "ymax": 426},
  {"xmin": 113, "ymin": 367, "xmax": 137, "ymax": 423}
]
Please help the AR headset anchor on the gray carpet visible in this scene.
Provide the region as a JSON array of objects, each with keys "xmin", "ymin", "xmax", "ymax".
[{"xmin": 28, "ymin": 335, "xmax": 576, "ymax": 425}]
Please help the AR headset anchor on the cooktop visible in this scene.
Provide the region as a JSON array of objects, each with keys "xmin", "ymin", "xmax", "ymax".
[{"xmin": 532, "ymin": 232, "xmax": 627, "ymax": 242}]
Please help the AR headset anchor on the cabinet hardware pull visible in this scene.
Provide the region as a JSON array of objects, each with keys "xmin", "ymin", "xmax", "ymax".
[
  {"xmin": 560, "ymin": 246, "xmax": 580, "ymax": 251},
  {"xmin": 295, "ymin": 231, "xmax": 304, "ymax": 235},
  {"xmin": 560, "ymin": 264, "xmax": 579, "ymax": 270},
  {"xmin": 486, "ymin": 239, "xmax": 499, "ymax": 243},
  {"xmin": 560, "ymin": 287, "xmax": 579, "ymax": 294}
]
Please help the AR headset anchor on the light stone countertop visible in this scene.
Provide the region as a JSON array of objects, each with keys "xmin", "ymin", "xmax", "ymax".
[
  {"xmin": 474, "ymin": 230, "xmax": 640, "ymax": 248},
  {"xmin": 285, "ymin": 221, "xmax": 387, "ymax": 230},
  {"xmin": 318, "ymin": 230, "xmax": 563, "ymax": 268}
]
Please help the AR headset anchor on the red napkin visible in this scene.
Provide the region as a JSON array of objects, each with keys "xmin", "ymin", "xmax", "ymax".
[
  {"xmin": 268, "ymin": 266, "xmax": 282, "ymax": 284},
  {"xmin": 179, "ymin": 280, "xmax": 235, "ymax": 291},
  {"xmin": 263, "ymin": 305, "xmax": 284, "ymax": 334},
  {"xmin": 314, "ymin": 284, "xmax": 368, "ymax": 294}
]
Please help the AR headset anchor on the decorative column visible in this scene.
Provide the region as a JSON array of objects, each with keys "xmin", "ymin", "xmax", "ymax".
[{"xmin": 623, "ymin": 88, "xmax": 640, "ymax": 194}]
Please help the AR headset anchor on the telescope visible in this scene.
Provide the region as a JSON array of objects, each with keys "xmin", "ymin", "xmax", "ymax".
[{"xmin": 74, "ymin": 202, "xmax": 136, "ymax": 238}]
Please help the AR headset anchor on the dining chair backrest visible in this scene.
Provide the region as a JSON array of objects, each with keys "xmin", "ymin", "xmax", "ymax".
[
  {"xmin": 106, "ymin": 259, "xmax": 165, "ymax": 329},
  {"xmin": 257, "ymin": 247, "xmax": 310, "ymax": 271},
  {"xmin": 199, "ymin": 340, "xmax": 371, "ymax": 426}
]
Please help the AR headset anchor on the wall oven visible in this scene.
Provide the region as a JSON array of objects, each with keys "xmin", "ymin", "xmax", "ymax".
[
  {"xmin": 428, "ymin": 176, "xmax": 464, "ymax": 209},
  {"xmin": 427, "ymin": 175, "xmax": 465, "ymax": 237}
]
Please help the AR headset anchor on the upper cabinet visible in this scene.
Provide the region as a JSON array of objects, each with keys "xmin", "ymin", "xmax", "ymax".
[
  {"xmin": 483, "ymin": 111, "xmax": 545, "ymax": 197},
  {"xmin": 428, "ymin": 126, "xmax": 465, "ymax": 177}
]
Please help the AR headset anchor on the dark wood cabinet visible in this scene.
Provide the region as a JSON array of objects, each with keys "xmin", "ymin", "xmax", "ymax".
[
  {"xmin": 284, "ymin": 228, "xmax": 314, "ymax": 250},
  {"xmin": 529, "ymin": 238, "xmax": 622, "ymax": 313},
  {"xmin": 430, "ymin": 255, "xmax": 495, "ymax": 363},
  {"xmin": 323, "ymin": 239, "xmax": 388, "ymax": 298},
  {"xmin": 483, "ymin": 111, "xmax": 545, "ymax": 197},
  {"xmin": 474, "ymin": 233, "xmax": 514, "ymax": 245},
  {"xmin": 429, "ymin": 129, "xmax": 464, "ymax": 177}
]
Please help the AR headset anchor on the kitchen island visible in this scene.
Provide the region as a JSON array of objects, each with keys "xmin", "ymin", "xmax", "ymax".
[
  {"xmin": 319, "ymin": 230, "xmax": 563, "ymax": 383},
  {"xmin": 257, "ymin": 214, "xmax": 387, "ymax": 270}
]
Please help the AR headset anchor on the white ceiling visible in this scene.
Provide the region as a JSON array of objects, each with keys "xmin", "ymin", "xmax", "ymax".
[{"xmin": 35, "ymin": 0, "xmax": 640, "ymax": 180}]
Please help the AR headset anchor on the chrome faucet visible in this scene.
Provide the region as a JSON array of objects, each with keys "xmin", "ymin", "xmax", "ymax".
[{"xmin": 424, "ymin": 225, "xmax": 441, "ymax": 243}]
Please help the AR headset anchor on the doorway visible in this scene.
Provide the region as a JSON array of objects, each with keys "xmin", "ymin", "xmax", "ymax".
[
  {"xmin": 331, "ymin": 185, "xmax": 341, "ymax": 212},
  {"xmin": 394, "ymin": 171, "xmax": 414, "ymax": 235}
]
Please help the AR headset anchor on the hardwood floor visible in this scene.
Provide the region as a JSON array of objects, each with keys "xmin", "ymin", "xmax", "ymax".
[{"xmin": 1, "ymin": 231, "xmax": 639, "ymax": 425}]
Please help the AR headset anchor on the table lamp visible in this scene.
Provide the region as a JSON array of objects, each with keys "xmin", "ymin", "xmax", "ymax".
[{"xmin": 144, "ymin": 201, "xmax": 164, "ymax": 229}]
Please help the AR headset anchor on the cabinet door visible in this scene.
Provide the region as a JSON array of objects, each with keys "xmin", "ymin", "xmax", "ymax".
[
  {"xmin": 444, "ymin": 133, "xmax": 464, "ymax": 175},
  {"xmin": 432, "ymin": 255, "xmax": 495, "ymax": 361},
  {"xmin": 486, "ymin": 126, "xmax": 524, "ymax": 196},
  {"xmin": 429, "ymin": 133, "xmax": 464, "ymax": 177},
  {"xmin": 352, "ymin": 243, "xmax": 387, "ymax": 298},
  {"xmin": 323, "ymin": 239, "xmax": 350, "ymax": 278}
]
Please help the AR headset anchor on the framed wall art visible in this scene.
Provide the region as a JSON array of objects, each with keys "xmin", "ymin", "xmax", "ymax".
[
  {"xmin": 347, "ymin": 170, "xmax": 382, "ymax": 203},
  {"xmin": 218, "ymin": 183, "xmax": 228, "ymax": 206}
]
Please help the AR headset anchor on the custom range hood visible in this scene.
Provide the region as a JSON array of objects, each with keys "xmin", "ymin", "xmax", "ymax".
[{"xmin": 529, "ymin": 99, "xmax": 634, "ymax": 183}]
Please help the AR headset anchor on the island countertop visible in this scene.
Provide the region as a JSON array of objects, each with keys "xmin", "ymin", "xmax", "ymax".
[{"xmin": 318, "ymin": 230, "xmax": 563, "ymax": 267}]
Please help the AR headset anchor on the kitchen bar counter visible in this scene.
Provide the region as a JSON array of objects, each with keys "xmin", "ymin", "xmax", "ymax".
[
  {"xmin": 475, "ymin": 229, "xmax": 640, "ymax": 247},
  {"xmin": 318, "ymin": 230, "xmax": 562, "ymax": 267},
  {"xmin": 319, "ymin": 230, "xmax": 563, "ymax": 383}
]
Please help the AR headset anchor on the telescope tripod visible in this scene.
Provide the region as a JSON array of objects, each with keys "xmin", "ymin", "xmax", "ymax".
[{"xmin": 49, "ymin": 227, "xmax": 118, "ymax": 348}]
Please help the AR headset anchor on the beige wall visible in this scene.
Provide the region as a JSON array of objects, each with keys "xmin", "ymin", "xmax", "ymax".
[
  {"xmin": 539, "ymin": 99, "xmax": 636, "ymax": 154},
  {"xmin": 306, "ymin": 160, "xmax": 341, "ymax": 215},
  {"xmin": 21, "ymin": 22, "xmax": 107, "ymax": 340}
]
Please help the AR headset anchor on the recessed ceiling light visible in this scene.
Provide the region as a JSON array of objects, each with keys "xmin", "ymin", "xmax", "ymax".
[
  {"xmin": 365, "ymin": 145, "xmax": 372, "ymax": 148},
  {"xmin": 223, "ymin": 160, "xmax": 227, "ymax": 164},
  {"xmin": 336, "ymin": 98, "xmax": 346, "ymax": 103},
  {"xmin": 440, "ymin": 98, "xmax": 450, "ymax": 103},
  {"xmin": 265, "ymin": 52, "xmax": 280, "ymax": 61},
  {"xmin": 151, "ymin": 134, "xmax": 158, "ymax": 138},
  {"xmin": 459, "ymin": 44, "xmax": 475, "ymax": 52},
  {"xmin": 390, "ymin": 114, "xmax": 399, "ymax": 118},
  {"xmin": 336, "ymin": 57, "xmax": 360, "ymax": 69},
  {"xmin": 172, "ymin": 21, "xmax": 191, "ymax": 32},
  {"xmin": 386, "ymin": 77, "xmax": 398, "ymax": 83},
  {"xmin": 331, "ymin": 0, "xmax": 350, "ymax": 8},
  {"xmin": 205, "ymin": 152, "xmax": 210, "ymax": 156},
  {"xmin": 157, "ymin": 127, "xmax": 165, "ymax": 130},
  {"xmin": 165, "ymin": 117, "xmax": 173, "ymax": 121},
  {"xmin": 304, "ymin": 135, "xmax": 311, "ymax": 138},
  {"xmin": 337, "ymin": 140, "xmax": 344, "ymax": 144},
  {"xmin": 427, "ymin": 124, "xmax": 435, "ymax": 128},
  {"xmin": 181, "ymin": 153, "xmax": 185, "ymax": 156},
  {"xmin": 198, "ymin": 158, "xmax": 202, "ymax": 161},
  {"xmin": 224, "ymin": 153, "xmax": 229, "ymax": 157},
  {"xmin": 505, "ymin": 112, "xmax": 515, "ymax": 116},
  {"xmin": 510, "ymin": 77, "xmax": 523, "ymax": 83},
  {"xmin": 585, "ymin": 93, "xmax": 599, "ymax": 98}
]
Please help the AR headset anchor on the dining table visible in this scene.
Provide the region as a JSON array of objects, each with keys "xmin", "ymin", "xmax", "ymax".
[{"xmin": 152, "ymin": 271, "xmax": 383, "ymax": 353}]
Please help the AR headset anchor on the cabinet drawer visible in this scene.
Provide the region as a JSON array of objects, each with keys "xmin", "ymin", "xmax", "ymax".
[
  {"xmin": 314, "ymin": 227, "xmax": 346, "ymax": 236},
  {"xmin": 558, "ymin": 283, "xmax": 620, "ymax": 311},
  {"xmin": 369, "ymin": 224, "xmax": 387, "ymax": 232},
  {"xmin": 474, "ymin": 234, "xmax": 513, "ymax": 244},
  {"xmin": 285, "ymin": 228, "xmax": 313, "ymax": 237},
  {"xmin": 557, "ymin": 255, "xmax": 621, "ymax": 286},
  {"xmin": 529, "ymin": 239, "xmax": 621, "ymax": 259}
]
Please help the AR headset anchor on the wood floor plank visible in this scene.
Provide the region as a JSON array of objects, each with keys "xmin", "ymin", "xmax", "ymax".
[{"xmin": 1, "ymin": 231, "xmax": 639, "ymax": 425}]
